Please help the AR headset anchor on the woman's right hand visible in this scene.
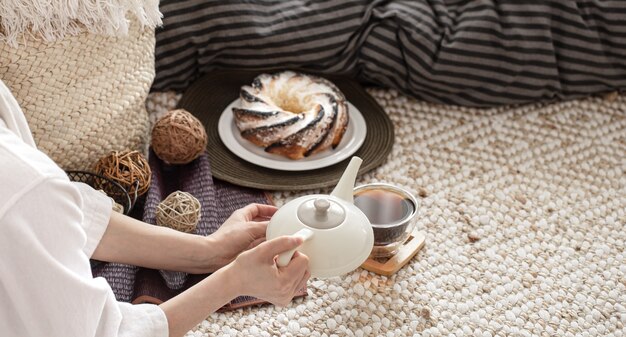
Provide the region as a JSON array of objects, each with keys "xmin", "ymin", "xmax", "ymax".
[
  {"xmin": 227, "ymin": 235, "xmax": 310, "ymax": 306},
  {"xmin": 160, "ymin": 235, "xmax": 310, "ymax": 337}
]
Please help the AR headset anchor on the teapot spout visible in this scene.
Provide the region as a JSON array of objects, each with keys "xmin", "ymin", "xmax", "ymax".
[{"xmin": 330, "ymin": 156, "xmax": 363, "ymax": 203}]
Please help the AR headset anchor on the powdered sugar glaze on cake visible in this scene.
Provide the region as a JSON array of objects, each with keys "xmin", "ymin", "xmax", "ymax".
[{"xmin": 232, "ymin": 71, "xmax": 349, "ymax": 160}]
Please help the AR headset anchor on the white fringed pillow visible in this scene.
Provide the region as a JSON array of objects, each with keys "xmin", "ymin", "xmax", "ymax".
[
  {"xmin": 0, "ymin": 1, "xmax": 161, "ymax": 170},
  {"xmin": 0, "ymin": 0, "xmax": 161, "ymax": 46}
]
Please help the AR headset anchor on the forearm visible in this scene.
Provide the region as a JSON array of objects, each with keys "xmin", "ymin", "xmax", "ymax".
[
  {"xmin": 92, "ymin": 212, "xmax": 223, "ymax": 273},
  {"xmin": 160, "ymin": 236, "xmax": 310, "ymax": 337},
  {"xmin": 159, "ymin": 265, "xmax": 240, "ymax": 337}
]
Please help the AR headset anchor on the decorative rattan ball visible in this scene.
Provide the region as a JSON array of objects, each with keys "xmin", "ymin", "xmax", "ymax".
[
  {"xmin": 94, "ymin": 150, "xmax": 152, "ymax": 196},
  {"xmin": 156, "ymin": 191, "xmax": 201, "ymax": 233},
  {"xmin": 151, "ymin": 109, "xmax": 208, "ymax": 164}
]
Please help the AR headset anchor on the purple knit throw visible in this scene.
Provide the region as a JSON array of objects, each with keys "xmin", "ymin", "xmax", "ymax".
[{"xmin": 91, "ymin": 151, "xmax": 269, "ymax": 302}]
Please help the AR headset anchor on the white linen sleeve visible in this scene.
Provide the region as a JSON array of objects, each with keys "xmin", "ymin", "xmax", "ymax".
[
  {"xmin": 0, "ymin": 80, "xmax": 36, "ymax": 147},
  {"xmin": 0, "ymin": 177, "xmax": 168, "ymax": 337},
  {"xmin": 71, "ymin": 181, "xmax": 115, "ymax": 257}
]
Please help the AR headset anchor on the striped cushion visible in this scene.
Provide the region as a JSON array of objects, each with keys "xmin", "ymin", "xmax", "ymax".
[{"xmin": 153, "ymin": 0, "xmax": 626, "ymax": 107}]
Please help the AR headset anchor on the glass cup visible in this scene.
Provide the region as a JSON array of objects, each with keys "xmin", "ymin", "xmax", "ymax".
[{"xmin": 353, "ymin": 183, "xmax": 419, "ymax": 258}]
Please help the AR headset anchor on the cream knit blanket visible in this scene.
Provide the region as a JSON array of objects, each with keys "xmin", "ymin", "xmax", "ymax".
[{"xmin": 0, "ymin": 0, "xmax": 161, "ymax": 46}]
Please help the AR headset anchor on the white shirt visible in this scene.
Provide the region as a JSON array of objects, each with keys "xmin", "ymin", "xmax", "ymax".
[{"xmin": 0, "ymin": 80, "xmax": 169, "ymax": 337}]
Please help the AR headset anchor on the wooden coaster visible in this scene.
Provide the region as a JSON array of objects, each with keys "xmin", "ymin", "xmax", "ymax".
[{"xmin": 361, "ymin": 230, "xmax": 426, "ymax": 276}]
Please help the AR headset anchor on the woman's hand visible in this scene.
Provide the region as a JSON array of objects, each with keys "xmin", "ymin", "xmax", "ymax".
[
  {"xmin": 226, "ymin": 235, "xmax": 311, "ymax": 306},
  {"xmin": 160, "ymin": 235, "xmax": 310, "ymax": 337},
  {"xmin": 205, "ymin": 203, "xmax": 278, "ymax": 270}
]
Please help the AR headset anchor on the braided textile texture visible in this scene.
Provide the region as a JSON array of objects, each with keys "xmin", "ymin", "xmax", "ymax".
[{"xmin": 146, "ymin": 89, "xmax": 626, "ymax": 337}]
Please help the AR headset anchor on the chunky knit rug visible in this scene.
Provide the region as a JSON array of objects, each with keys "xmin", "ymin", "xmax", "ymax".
[{"xmin": 146, "ymin": 89, "xmax": 626, "ymax": 337}]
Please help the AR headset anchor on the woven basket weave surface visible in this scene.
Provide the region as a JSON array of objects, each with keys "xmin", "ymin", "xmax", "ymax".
[{"xmin": 0, "ymin": 17, "xmax": 154, "ymax": 170}]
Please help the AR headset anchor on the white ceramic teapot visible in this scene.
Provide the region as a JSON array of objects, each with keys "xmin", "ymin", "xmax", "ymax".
[{"xmin": 266, "ymin": 157, "xmax": 374, "ymax": 278}]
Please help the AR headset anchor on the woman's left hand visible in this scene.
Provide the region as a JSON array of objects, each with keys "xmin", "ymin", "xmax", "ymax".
[{"xmin": 205, "ymin": 203, "xmax": 277, "ymax": 270}]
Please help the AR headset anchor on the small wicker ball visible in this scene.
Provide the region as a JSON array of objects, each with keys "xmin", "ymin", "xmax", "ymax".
[
  {"xmin": 156, "ymin": 191, "xmax": 201, "ymax": 233},
  {"xmin": 151, "ymin": 109, "xmax": 208, "ymax": 164},
  {"xmin": 94, "ymin": 150, "xmax": 152, "ymax": 196}
]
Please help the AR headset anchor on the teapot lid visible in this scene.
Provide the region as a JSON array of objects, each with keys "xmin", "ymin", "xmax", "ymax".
[{"xmin": 297, "ymin": 198, "xmax": 345, "ymax": 229}]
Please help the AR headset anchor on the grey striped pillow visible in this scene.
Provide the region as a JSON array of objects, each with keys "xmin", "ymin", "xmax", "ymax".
[{"xmin": 153, "ymin": 0, "xmax": 626, "ymax": 107}]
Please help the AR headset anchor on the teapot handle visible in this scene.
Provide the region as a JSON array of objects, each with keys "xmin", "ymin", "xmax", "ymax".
[{"xmin": 276, "ymin": 228, "xmax": 314, "ymax": 267}]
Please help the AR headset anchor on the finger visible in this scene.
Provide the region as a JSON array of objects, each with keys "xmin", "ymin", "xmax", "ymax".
[
  {"xmin": 283, "ymin": 251, "xmax": 310, "ymax": 276},
  {"xmin": 247, "ymin": 220, "xmax": 269, "ymax": 239},
  {"xmin": 252, "ymin": 204, "xmax": 278, "ymax": 220},
  {"xmin": 233, "ymin": 204, "xmax": 257, "ymax": 221},
  {"xmin": 237, "ymin": 203, "xmax": 277, "ymax": 221},
  {"xmin": 280, "ymin": 251, "xmax": 309, "ymax": 280},
  {"xmin": 259, "ymin": 236, "xmax": 303, "ymax": 262},
  {"xmin": 246, "ymin": 236, "xmax": 266, "ymax": 250},
  {"xmin": 252, "ymin": 215, "xmax": 273, "ymax": 222}
]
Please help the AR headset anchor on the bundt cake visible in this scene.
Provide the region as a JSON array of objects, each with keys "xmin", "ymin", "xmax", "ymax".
[{"xmin": 232, "ymin": 71, "xmax": 349, "ymax": 160}]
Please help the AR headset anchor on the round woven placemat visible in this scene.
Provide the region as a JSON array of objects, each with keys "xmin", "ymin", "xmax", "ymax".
[{"xmin": 177, "ymin": 70, "xmax": 394, "ymax": 190}]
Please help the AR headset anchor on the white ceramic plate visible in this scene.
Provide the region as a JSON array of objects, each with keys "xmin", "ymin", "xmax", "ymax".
[{"xmin": 218, "ymin": 99, "xmax": 367, "ymax": 171}]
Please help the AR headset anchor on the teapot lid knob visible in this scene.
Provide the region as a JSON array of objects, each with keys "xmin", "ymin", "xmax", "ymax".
[
  {"xmin": 314, "ymin": 198, "xmax": 331, "ymax": 213},
  {"xmin": 297, "ymin": 198, "xmax": 345, "ymax": 229}
]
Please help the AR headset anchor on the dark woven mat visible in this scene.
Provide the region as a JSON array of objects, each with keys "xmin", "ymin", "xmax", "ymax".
[{"xmin": 178, "ymin": 69, "xmax": 394, "ymax": 190}]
